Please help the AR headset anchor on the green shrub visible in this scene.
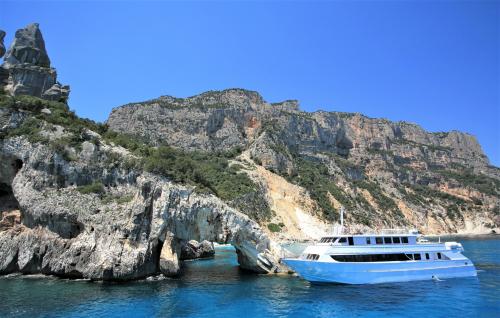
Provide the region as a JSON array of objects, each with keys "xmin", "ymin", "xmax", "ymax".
[
  {"xmin": 101, "ymin": 194, "xmax": 134, "ymax": 204},
  {"xmin": 435, "ymin": 169, "xmax": 500, "ymax": 196},
  {"xmin": 355, "ymin": 180, "xmax": 399, "ymax": 211},
  {"xmin": 50, "ymin": 140, "xmax": 77, "ymax": 161},
  {"xmin": 286, "ymin": 156, "xmax": 353, "ymax": 221},
  {"xmin": 116, "ymin": 195, "xmax": 134, "ymax": 204},
  {"xmin": 6, "ymin": 117, "xmax": 47, "ymax": 143},
  {"xmin": 446, "ymin": 204, "xmax": 461, "ymax": 220},
  {"xmin": 493, "ymin": 205, "xmax": 500, "ymax": 216},
  {"xmin": 267, "ymin": 223, "xmax": 282, "ymax": 232},
  {"xmin": 144, "ymin": 146, "xmax": 257, "ymax": 201},
  {"xmin": 410, "ymin": 184, "xmax": 467, "ymax": 205},
  {"xmin": 77, "ymin": 181, "xmax": 105, "ymax": 195},
  {"xmin": 2, "ymin": 96, "xmax": 106, "ymax": 149},
  {"xmin": 102, "ymin": 130, "xmax": 151, "ymax": 156}
]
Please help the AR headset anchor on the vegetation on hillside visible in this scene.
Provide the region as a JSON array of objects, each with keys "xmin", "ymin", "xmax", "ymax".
[
  {"xmin": 144, "ymin": 146, "xmax": 255, "ymax": 201},
  {"xmin": 434, "ymin": 168, "xmax": 500, "ymax": 196},
  {"xmin": 2, "ymin": 95, "xmax": 497, "ymax": 227},
  {"xmin": 1, "ymin": 95, "xmax": 259, "ymax": 207},
  {"xmin": 286, "ymin": 156, "xmax": 353, "ymax": 221}
]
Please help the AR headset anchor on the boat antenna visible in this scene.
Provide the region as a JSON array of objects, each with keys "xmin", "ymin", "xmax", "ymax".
[{"xmin": 340, "ymin": 206, "xmax": 344, "ymax": 234}]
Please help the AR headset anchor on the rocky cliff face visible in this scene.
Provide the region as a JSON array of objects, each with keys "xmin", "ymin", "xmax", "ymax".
[
  {"xmin": 107, "ymin": 90, "xmax": 299, "ymax": 152},
  {"xmin": 108, "ymin": 89, "xmax": 499, "ymax": 236}
]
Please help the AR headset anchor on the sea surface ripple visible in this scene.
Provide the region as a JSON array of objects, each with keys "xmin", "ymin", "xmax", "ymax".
[{"xmin": 0, "ymin": 236, "xmax": 498, "ymax": 317}]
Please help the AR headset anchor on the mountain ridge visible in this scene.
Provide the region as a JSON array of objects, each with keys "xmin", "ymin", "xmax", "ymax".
[
  {"xmin": 107, "ymin": 87, "xmax": 499, "ymax": 235},
  {"xmin": 111, "ymin": 87, "xmax": 490, "ymax": 158}
]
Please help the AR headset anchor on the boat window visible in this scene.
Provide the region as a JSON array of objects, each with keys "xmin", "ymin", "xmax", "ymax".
[
  {"xmin": 414, "ymin": 253, "xmax": 421, "ymax": 260},
  {"xmin": 331, "ymin": 253, "xmax": 415, "ymax": 262},
  {"xmin": 366, "ymin": 237, "xmax": 371, "ymax": 245},
  {"xmin": 437, "ymin": 252, "xmax": 442, "ymax": 260},
  {"xmin": 320, "ymin": 237, "xmax": 336, "ymax": 243},
  {"xmin": 375, "ymin": 237, "xmax": 383, "ymax": 244},
  {"xmin": 338, "ymin": 237, "xmax": 347, "ymax": 243},
  {"xmin": 384, "ymin": 237, "xmax": 392, "ymax": 244},
  {"xmin": 401, "ymin": 237, "xmax": 409, "ymax": 244},
  {"xmin": 348, "ymin": 237, "xmax": 354, "ymax": 246},
  {"xmin": 306, "ymin": 254, "xmax": 320, "ymax": 260},
  {"xmin": 425, "ymin": 253, "xmax": 430, "ymax": 260},
  {"xmin": 405, "ymin": 254, "xmax": 413, "ymax": 260},
  {"xmin": 393, "ymin": 237, "xmax": 401, "ymax": 244}
]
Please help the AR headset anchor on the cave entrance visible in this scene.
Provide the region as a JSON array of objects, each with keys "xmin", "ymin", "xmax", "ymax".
[
  {"xmin": 0, "ymin": 156, "xmax": 23, "ymax": 230},
  {"xmin": 180, "ymin": 244, "xmax": 243, "ymax": 282}
]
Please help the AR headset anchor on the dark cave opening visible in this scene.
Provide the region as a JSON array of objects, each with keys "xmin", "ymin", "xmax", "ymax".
[{"xmin": 0, "ymin": 157, "xmax": 23, "ymax": 230}]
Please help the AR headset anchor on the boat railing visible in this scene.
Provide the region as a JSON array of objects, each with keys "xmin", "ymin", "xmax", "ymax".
[{"xmin": 363, "ymin": 228, "xmax": 418, "ymax": 235}]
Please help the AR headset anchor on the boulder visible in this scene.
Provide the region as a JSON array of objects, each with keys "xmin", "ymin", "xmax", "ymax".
[
  {"xmin": 42, "ymin": 83, "xmax": 70, "ymax": 102},
  {"xmin": 180, "ymin": 240, "xmax": 215, "ymax": 260},
  {"xmin": 159, "ymin": 235, "xmax": 181, "ymax": 276}
]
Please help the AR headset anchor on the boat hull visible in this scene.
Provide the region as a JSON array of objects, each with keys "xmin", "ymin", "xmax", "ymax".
[{"xmin": 282, "ymin": 259, "xmax": 477, "ymax": 284}]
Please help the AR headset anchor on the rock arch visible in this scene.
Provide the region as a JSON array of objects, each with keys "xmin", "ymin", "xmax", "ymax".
[
  {"xmin": 137, "ymin": 176, "xmax": 283, "ymax": 276},
  {"xmin": 0, "ymin": 162, "xmax": 283, "ymax": 279}
]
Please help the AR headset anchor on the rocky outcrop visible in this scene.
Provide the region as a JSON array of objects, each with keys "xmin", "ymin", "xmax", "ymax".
[
  {"xmin": 3, "ymin": 23, "xmax": 50, "ymax": 67},
  {"xmin": 180, "ymin": 240, "xmax": 215, "ymax": 260},
  {"xmin": 0, "ymin": 24, "xmax": 69, "ymax": 102},
  {"xmin": 0, "ymin": 30, "xmax": 5, "ymax": 58}
]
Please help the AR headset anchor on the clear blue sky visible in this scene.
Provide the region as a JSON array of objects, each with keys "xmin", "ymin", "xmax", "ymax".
[{"xmin": 1, "ymin": 1, "xmax": 499, "ymax": 166}]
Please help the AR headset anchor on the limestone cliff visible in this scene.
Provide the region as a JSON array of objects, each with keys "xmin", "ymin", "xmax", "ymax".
[{"xmin": 108, "ymin": 89, "xmax": 499, "ymax": 236}]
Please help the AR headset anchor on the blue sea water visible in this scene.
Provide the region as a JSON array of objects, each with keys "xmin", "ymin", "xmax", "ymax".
[{"xmin": 0, "ymin": 236, "xmax": 498, "ymax": 318}]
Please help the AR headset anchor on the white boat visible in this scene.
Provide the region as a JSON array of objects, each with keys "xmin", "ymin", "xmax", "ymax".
[{"xmin": 282, "ymin": 210, "xmax": 477, "ymax": 284}]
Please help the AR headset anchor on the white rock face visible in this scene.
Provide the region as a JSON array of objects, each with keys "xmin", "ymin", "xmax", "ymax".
[{"xmin": 0, "ymin": 131, "xmax": 284, "ymax": 280}]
